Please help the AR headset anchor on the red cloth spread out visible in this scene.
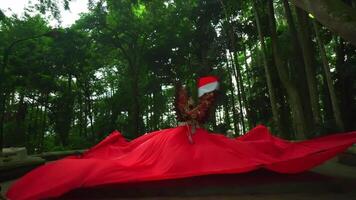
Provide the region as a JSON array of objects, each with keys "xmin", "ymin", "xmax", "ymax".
[{"xmin": 7, "ymin": 125, "xmax": 356, "ymax": 200}]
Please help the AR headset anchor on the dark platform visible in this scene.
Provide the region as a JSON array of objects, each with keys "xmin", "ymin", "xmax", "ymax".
[{"xmin": 57, "ymin": 169, "xmax": 356, "ymax": 199}]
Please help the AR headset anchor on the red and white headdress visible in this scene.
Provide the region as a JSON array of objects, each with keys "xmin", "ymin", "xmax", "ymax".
[{"xmin": 198, "ymin": 76, "xmax": 219, "ymax": 97}]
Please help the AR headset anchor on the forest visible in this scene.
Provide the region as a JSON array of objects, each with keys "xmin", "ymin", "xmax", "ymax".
[{"xmin": 0, "ymin": 0, "xmax": 355, "ymax": 154}]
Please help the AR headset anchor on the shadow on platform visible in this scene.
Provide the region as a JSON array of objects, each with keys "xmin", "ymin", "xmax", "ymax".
[{"xmin": 57, "ymin": 169, "xmax": 356, "ymax": 199}]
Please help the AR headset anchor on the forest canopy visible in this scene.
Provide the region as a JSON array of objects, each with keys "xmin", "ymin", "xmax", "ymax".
[{"xmin": 0, "ymin": 0, "xmax": 355, "ymax": 154}]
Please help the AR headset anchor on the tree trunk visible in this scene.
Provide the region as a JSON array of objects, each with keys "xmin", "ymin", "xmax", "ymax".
[
  {"xmin": 223, "ymin": 104, "xmax": 230, "ymax": 128},
  {"xmin": 83, "ymin": 92, "xmax": 88, "ymax": 139},
  {"xmin": 282, "ymin": 0, "xmax": 306, "ymax": 75},
  {"xmin": 288, "ymin": 0, "xmax": 356, "ymax": 46},
  {"xmin": 334, "ymin": 37, "xmax": 354, "ymax": 130},
  {"xmin": 129, "ymin": 66, "xmax": 141, "ymax": 136},
  {"xmin": 39, "ymin": 94, "xmax": 48, "ymax": 153},
  {"xmin": 83, "ymin": 80, "xmax": 94, "ymax": 141},
  {"xmin": 26, "ymin": 103, "xmax": 38, "ymax": 153},
  {"xmin": 152, "ymin": 83, "xmax": 161, "ymax": 130},
  {"xmin": 252, "ymin": 0, "xmax": 286, "ymax": 136},
  {"xmin": 34, "ymin": 104, "xmax": 40, "ymax": 146},
  {"xmin": 0, "ymin": 91, "xmax": 7, "ymax": 154},
  {"xmin": 282, "ymin": 0, "xmax": 315, "ymax": 134},
  {"xmin": 267, "ymin": 0, "xmax": 307, "ymax": 139},
  {"xmin": 77, "ymin": 92, "xmax": 83, "ymax": 137},
  {"xmin": 219, "ymin": 0, "xmax": 246, "ymax": 133},
  {"xmin": 233, "ymin": 52, "xmax": 248, "ymax": 133},
  {"xmin": 229, "ymin": 51, "xmax": 245, "ymax": 134},
  {"xmin": 243, "ymin": 45, "xmax": 252, "ymax": 92},
  {"xmin": 15, "ymin": 93, "xmax": 27, "ymax": 147},
  {"xmin": 226, "ymin": 56, "xmax": 240, "ymax": 134},
  {"xmin": 243, "ymin": 44, "xmax": 253, "ymax": 129},
  {"xmin": 312, "ymin": 21, "xmax": 345, "ymax": 131},
  {"xmin": 320, "ymin": 72, "xmax": 333, "ymax": 123},
  {"xmin": 210, "ymin": 108, "xmax": 217, "ymax": 130},
  {"xmin": 87, "ymin": 95, "xmax": 95, "ymax": 142},
  {"xmin": 294, "ymin": 6, "xmax": 322, "ymax": 129}
]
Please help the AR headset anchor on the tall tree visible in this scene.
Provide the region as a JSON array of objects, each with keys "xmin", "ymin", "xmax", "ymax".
[
  {"xmin": 252, "ymin": 0, "xmax": 286, "ymax": 136},
  {"xmin": 312, "ymin": 21, "xmax": 345, "ymax": 131},
  {"xmin": 281, "ymin": 0, "xmax": 315, "ymax": 134},
  {"xmin": 294, "ymin": 6, "xmax": 321, "ymax": 128},
  {"xmin": 267, "ymin": 0, "xmax": 307, "ymax": 139}
]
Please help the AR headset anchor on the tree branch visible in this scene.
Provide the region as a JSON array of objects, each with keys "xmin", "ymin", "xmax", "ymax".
[{"xmin": 289, "ymin": 0, "xmax": 356, "ymax": 46}]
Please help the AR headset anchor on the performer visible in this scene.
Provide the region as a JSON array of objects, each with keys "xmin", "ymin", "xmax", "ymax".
[
  {"xmin": 175, "ymin": 76, "xmax": 219, "ymax": 143},
  {"xmin": 6, "ymin": 76, "xmax": 356, "ymax": 200}
]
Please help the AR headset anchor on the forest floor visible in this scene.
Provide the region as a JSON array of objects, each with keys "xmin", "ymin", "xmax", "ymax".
[{"xmin": 1, "ymin": 158, "xmax": 356, "ymax": 199}]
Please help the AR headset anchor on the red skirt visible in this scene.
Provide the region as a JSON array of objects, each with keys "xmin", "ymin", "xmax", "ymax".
[{"xmin": 7, "ymin": 125, "xmax": 356, "ymax": 200}]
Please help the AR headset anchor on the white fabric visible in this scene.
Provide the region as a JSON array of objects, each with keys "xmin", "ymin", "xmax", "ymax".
[{"xmin": 198, "ymin": 82, "xmax": 219, "ymax": 97}]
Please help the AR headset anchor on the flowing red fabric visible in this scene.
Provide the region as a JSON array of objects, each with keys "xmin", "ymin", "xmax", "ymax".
[{"xmin": 6, "ymin": 125, "xmax": 356, "ymax": 200}]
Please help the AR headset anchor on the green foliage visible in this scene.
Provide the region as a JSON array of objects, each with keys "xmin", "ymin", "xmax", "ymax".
[{"xmin": 1, "ymin": 0, "xmax": 355, "ymax": 153}]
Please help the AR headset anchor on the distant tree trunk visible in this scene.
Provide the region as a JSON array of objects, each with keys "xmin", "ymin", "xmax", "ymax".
[
  {"xmin": 15, "ymin": 93, "xmax": 27, "ymax": 147},
  {"xmin": 82, "ymin": 93, "xmax": 88, "ymax": 138},
  {"xmin": 282, "ymin": 0, "xmax": 305, "ymax": 64},
  {"xmin": 58, "ymin": 74, "xmax": 75, "ymax": 146},
  {"xmin": 87, "ymin": 95, "xmax": 95, "ymax": 141},
  {"xmin": 83, "ymin": 80, "xmax": 94, "ymax": 141},
  {"xmin": 294, "ymin": 7, "xmax": 322, "ymax": 129},
  {"xmin": 276, "ymin": 91, "xmax": 293, "ymax": 139},
  {"xmin": 229, "ymin": 51, "xmax": 245, "ymax": 134},
  {"xmin": 243, "ymin": 45, "xmax": 252, "ymax": 92},
  {"xmin": 320, "ymin": 72, "xmax": 333, "ymax": 123},
  {"xmin": 335, "ymin": 37, "xmax": 346, "ymax": 75},
  {"xmin": 77, "ymin": 92, "xmax": 84, "ymax": 137},
  {"xmin": 226, "ymin": 56, "xmax": 240, "ymax": 134},
  {"xmin": 267, "ymin": 0, "xmax": 307, "ymax": 139},
  {"xmin": 223, "ymin": 104, "xmax": 231, "ymax": 131},
  {"xmin": 110, "ymin": 96, "xmax": 119, "ymax": 133},
  {"xmin": 210, "ymin": 108, "xmax": 217, "ymax": 130},
  {"xmin": 31, "ymin": 103, "xmax": 40, "ymax": 152},
  {"xmin": 0, "ymin": 91, "xmax": 8, "ymax": 154},
  {"xmin": 152, "ymin": 83, "xmax": 161, "ymax": 130},
  {"xmin": 252, "ymin": 0, "xmax": 286, "ymax": 136},
  {"xmin": 128, "ymin": 64, "xmax": 141, "ymax": 136},
  {"xmin": 313, "ymin": 21, "xmax": 345, "ymax": 131},
  {"xmin": 110, "ymin": 34, "xmax": 143, "ymax": 137},
  {"xmin": 334, "ymin": 37, "xmax": 353, "ymax": 130},
  {"xmin": 281, "ymin": 0, "xmax": 314, "ymax": 135},
  {"xmin": 219, "ymin": 0, "xmax": 247, "ymax": 133},
  {"xmin": 243, "ymin": 45, "xmax": 253, "ymax": 129},
  {"xmin": 39, "ymin": 94, "xmax": 48, "ymax": 153},
  {"xmin": 233, "ymin": 52, "xmax": 248, "ymax": 133}
]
